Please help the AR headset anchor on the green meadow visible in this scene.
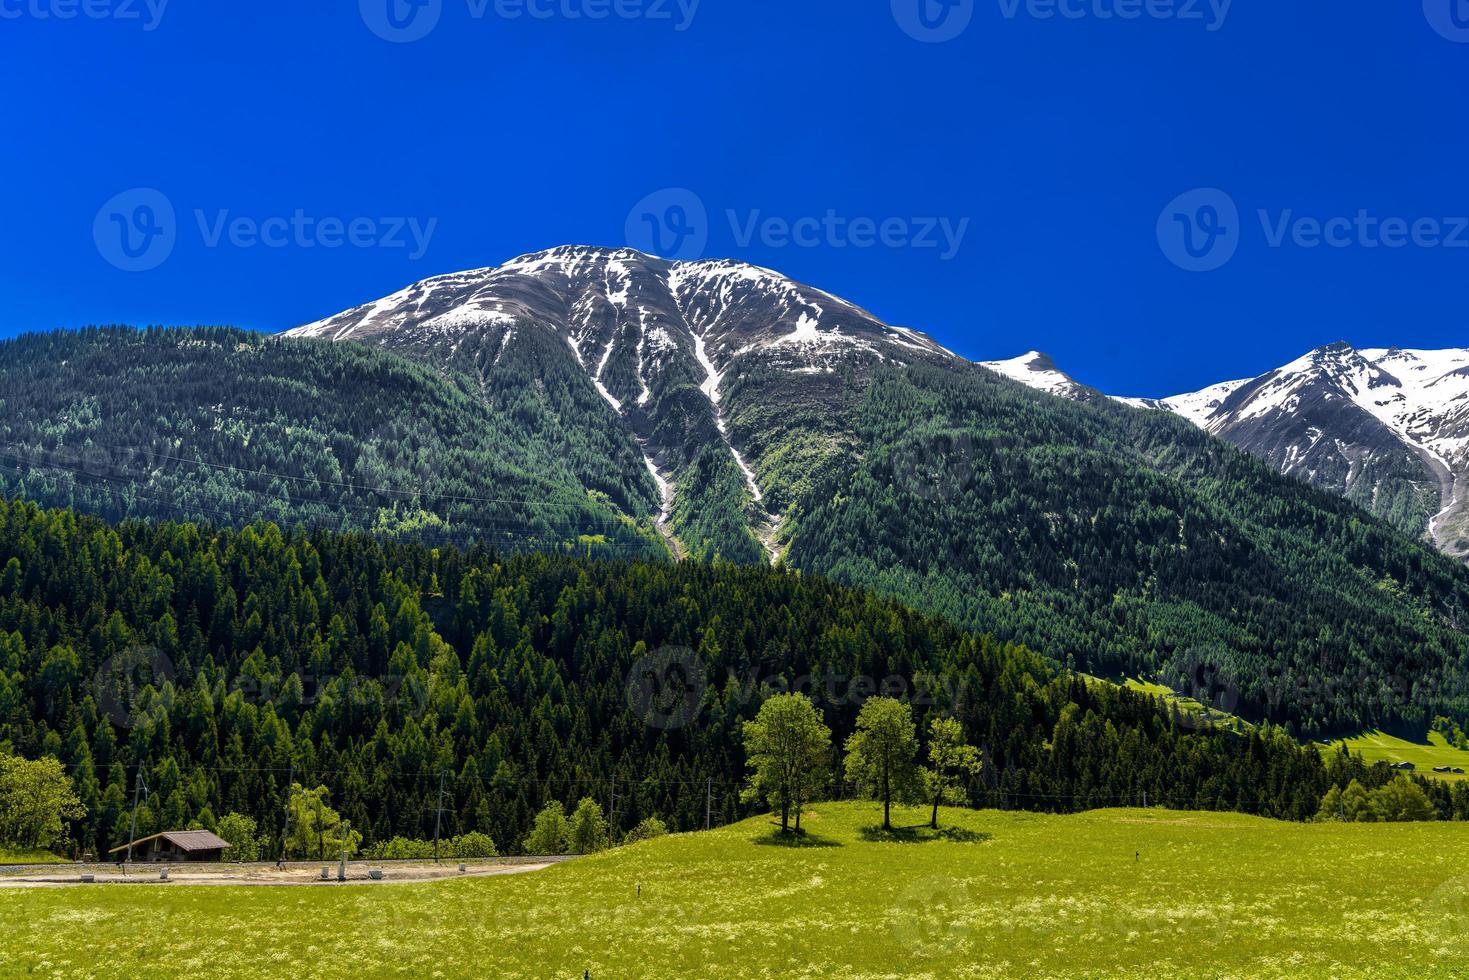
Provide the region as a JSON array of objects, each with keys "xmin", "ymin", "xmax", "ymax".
[
  {"xmin": 4, "ymin": 803, "xmax": 1469, "ymax": 979},
  {"xmin": 1318, "ymin": 731, "xmax": 1469, "ymax": 781}
]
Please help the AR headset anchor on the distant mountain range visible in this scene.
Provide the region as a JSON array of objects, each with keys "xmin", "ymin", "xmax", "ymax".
[
  {"xmin": 986, "ymin": 345, "xmax": 1469, "ymax": 559},
  {"xmin": 4, "ymin": 246, "xmax": 1469, "ymax": 732}
]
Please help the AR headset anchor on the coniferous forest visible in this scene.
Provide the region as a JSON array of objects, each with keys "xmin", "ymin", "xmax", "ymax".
[{"xmin": 10, "ymin": 497, "xmax": 1455, "ymax": 859}]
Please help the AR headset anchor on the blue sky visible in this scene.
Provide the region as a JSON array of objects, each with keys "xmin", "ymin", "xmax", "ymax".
[{"xmin": 2, "ymin": 1, "xmax": 1465, "ymax": 397}]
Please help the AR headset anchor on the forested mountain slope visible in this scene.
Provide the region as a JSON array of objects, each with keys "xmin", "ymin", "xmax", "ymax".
[
  {"xmin": 788, "ymin": 364, "xmax": 1469, "ymax": 734},
  {"xmin": 0, "ymin": 499, "xmax": 1341, "ymax": 857},
  {"xmin": 0, "ymin": 327, "xmax": 666, "ymax": 559}
]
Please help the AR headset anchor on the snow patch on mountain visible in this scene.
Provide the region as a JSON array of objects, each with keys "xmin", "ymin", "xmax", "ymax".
[
  {"xmin": 1159, "ymin": 379, "xmax": 1251, "ymax": 428},
  {"xmin": 980, "ymin": 352, "xmax": 1090, "ymax": 399}
]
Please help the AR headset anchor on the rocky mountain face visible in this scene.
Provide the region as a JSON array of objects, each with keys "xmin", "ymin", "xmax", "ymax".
[
  {"xmin": 994, "ymin": 342, "xmax": 1469, "ymax": 558},
  {"xmin": 289, "ymin": 246, "xmax": 956, "ymax": 563}
]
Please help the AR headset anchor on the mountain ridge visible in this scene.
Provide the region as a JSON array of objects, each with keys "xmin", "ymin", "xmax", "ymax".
[{"xmin": 994, "ymin": 341, "xmax": 1469, "ymax": 556}]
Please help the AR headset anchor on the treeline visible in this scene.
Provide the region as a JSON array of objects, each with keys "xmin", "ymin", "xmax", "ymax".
[{"xmin": 0, "ymin": 498, "xmax": 1387, "ymax": 859}]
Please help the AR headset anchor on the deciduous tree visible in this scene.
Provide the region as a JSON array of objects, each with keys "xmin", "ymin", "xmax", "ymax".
[
  {"xmin": 0, "ymin": 753, "xmax": 85, "ymax": 851},
  {"xmin": 742, "ymin": 694, "xmax": 831, "ymax": 834},
  {"xmin": 843, "ymin": 698, "xmax": 920, "ymax": 831},
  {"xmin": 923, "ymin": 717, "xmax": 981, "ymax": 829}
]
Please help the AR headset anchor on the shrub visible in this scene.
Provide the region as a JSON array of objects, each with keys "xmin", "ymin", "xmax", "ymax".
[
  {"xmin": 444, "ymin": 831, "xmax": 498, "ymax": 859},
  {"xmin": 522, "ymin": 802, "xmax": 568, "ymax": 855},
  {"xmin": 568, "ymin": 798, "xmax": 609, "ymax": 854},
  {"xmin": 215, "ymin": 812, "xmax": 262, "ymax": 862},
  {"xmin": 622, "ymin": 817, "xmax": 668, "ymax": 845},
  {"xmin": 363, "ymin": 832, "xmax": 499, "ymax": 861}
]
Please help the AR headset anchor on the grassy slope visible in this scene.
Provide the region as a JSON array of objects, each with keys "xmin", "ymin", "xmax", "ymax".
[
  {"xmin": 1097, "ymin": 674, "xmax": 1469, "ymax": 782},
  {"xmin": 5, "ymin": 803, "xmax": 1469, "ymax": 979},
  {"xmin": 1319, "ymin": 731, "xmax": 1469, "ymax": 781},
  {"xmin": 1086, "ymin": 674, "xmax": 1255, "ymax": 735}
]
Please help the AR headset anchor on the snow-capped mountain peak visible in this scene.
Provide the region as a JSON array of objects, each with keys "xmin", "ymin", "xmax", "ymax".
[
  {"xmin": 978, "ymin": 351, "xmax": 1093, "ymax": 400},
  {"xmin": 286, "ymin": 246, "xmax": 961, "ymax": 565}
]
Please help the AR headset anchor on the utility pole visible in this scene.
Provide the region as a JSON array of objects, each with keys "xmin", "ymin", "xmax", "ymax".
[
  {"xmin": 124, "ymin": 760, "xmax": 147, "ymax": 872},
  {"xmin": 705, "ymin": 777, "xmax": 712, "ymax": 831},
  {"xmin": 277, "ymin": 763, "xmax": 295, "ymax": 869},
  {"xmin": 432, "ymin": 770, "xmax": 448, "ymax": 864},
  {"xmin": 338, "ymin": 820, "xmax": 350, "ymax": 883},
  {"xmin": 608, "ymin": 778, "xmax": 617, "ymax": 838}
]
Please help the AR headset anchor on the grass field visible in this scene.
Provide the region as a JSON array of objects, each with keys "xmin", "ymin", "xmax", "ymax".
[
  {"xmin": 1318, "ymin": 730, "xmax": 1469, "ymax": 781},
  {"xmin": 0, "ymin": 850, "xmax": 66, "ymax": 865},
  {"xmin": 3, "ymin": 803, "xmax": 1469, "ymax": 978}
]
